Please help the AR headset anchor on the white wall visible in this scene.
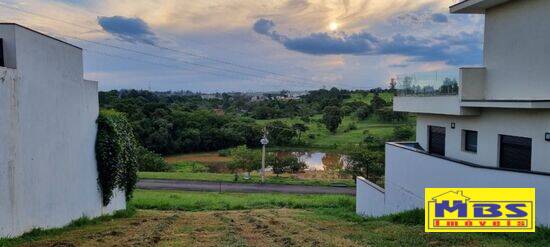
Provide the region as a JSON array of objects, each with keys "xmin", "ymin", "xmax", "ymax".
[
  {"xmin": 483, "ymin": 0, "xmax": 550, "ymax": 100},
  {"xmin": 0, "ymin": 24, "xmax": 125, "ymax": 238},
  {"xmin": 416, "ymin": 109, "xmax": 550, "ymax": 173},
  {"xmin": 393, "ymin": 96, "xmax": 480, "ymax": 116},
  {"xmin": 356, "ymin": 177, "xmax": 385, "ymax": 217},
  {"xmin": 382, "ymin": 143, "xmax": 550, "ymax": 226}
]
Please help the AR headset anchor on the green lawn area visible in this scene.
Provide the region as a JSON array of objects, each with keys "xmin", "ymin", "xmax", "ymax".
[
  {"xmin": 6, "ymin": 190, "xmax": 549, "ymax": 247},
  {"xmin": 139, "ymin": 161, "xmax": 356, "ymax": 187},
  {"xmin": 130, "ymin": 190, "xmax": 355, "ymax": 211},
  {"xmin": 257, "ymin": 114, "xmax": 414, "ymax": 150}
]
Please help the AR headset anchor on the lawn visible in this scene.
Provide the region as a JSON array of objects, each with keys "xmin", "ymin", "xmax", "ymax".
[
  {"xmin": 130, "ymin": 190, "xmax": 355, "ymax": 211},
  {"xmin": 257, "ymin": 114, "xmax": 415, "ymax": 150},
  {"xmin": 139, "ymin": 161, "xmax": 356, "ymax": 187},
  {"xmin": 5, "ymin": 190, "xmax": 550, "ymax": 247}
]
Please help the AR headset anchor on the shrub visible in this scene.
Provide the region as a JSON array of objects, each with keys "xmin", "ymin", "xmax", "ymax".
[
  {"xmin": 308, "ymin": 134, "xmax": 316, "ymax": 139},
  {"xmin": 136, "ymin": 146, "xmax": 171, "ymax": 172},
  {"xmin": 355, "ymin": 106, "xmax": 370, "ymax": 120},
  {"xmin": 345, "ymin": 147, "xmax": 384, "ymax": 180},
  {"xmin": 96, "ymin": 110, "xmax": 139, "ymax": 206},
  {"xmin": 392, "ymin": 125, "xmax": 414, "ymax": 141},
  {"xmin": 271, "ymin": 155, "xmax": 307, "ymax": 175},
  {"xmin": 362, "ymin": 131, "xmax": 385, "ymax": 150},
  {"xmin": 344, "ymin": 122, "xmax": 358, "ymax": 132}
]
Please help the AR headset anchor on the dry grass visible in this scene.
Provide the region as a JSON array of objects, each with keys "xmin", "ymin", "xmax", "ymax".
[
  {"xmin": 10, "ymin": 208, "xmax": 550, "ymax": 247},
  {"xmin": 17, "ymin": 209, "xmax": 364, "ymax": 247},
  {"xmin": 164, "ymin": 152, "xmax": 231, "ymax": 165}
]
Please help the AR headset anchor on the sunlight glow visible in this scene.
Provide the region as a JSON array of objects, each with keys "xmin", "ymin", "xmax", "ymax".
[{"xmin": 328, "ymin": 21, "xmax": 339, "ymax": 31}]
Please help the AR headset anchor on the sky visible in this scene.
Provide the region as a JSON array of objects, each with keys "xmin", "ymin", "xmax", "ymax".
[{"xmin": 0, "ymin": 0, "xmax": 484, "ymax": 92}]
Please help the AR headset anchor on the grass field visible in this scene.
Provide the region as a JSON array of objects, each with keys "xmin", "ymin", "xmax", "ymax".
[
  {"xmin": 257, "ymin": 114, "xmax": 414, "ymax": 150},
  {"xmin": 130, "ymin": 190, "xmax": 355, "ymax": 211},
  {"xmin": 5, "ymin": 190, "xmax": 549, "ymax": 247},
  {"xmin": 139, "ymin": 161, "xmax": 356, "ymax": 187}
]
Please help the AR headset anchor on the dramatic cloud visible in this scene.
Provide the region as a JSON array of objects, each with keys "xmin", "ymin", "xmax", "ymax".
[
  {"xmin": 431, "ymin": 13, "xmax": 448, "ymax": 23},
  {"xmin": 253, "ymin": 18, "xmax": 482, "ymax": 66},
  {"xmin": 98, "ymin": 16, "xmax": 157, "ymax": 45}
]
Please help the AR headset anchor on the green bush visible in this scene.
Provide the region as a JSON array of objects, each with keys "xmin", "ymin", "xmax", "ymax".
[
  {"xmin": 136, "ymin": 146, "xmax": 171, "ymax": 172},
  {"xmin": 95, "ymin": 110, "xmax": 139, "ymax": 206},
  {"xmin": 343, "ymin": 122, "xmax": 358, "ymax": 132},
  {"xmin": 392, "ymin": 125, "xmax": 414, "ymax": 141}
]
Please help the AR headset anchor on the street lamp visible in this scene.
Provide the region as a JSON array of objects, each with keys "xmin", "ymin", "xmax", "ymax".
[{"xmin": 260, "ymin": 136, "xmax": 269, "ymax": 183}]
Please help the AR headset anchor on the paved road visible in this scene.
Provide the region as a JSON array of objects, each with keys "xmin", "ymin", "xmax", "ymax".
[{"xmin": 137, "ymin": 179, "xmax": 356, "ymax": 195}]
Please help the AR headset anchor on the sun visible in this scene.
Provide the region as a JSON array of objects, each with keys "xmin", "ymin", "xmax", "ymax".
[{"xmin": 328, "ymin": 21, "xmax": 339, "ymax": 31}]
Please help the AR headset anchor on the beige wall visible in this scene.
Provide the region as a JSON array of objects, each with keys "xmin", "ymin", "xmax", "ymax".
[{"xmin": 416, "ymin": 109, "xmax": 550, "ymax": 173}]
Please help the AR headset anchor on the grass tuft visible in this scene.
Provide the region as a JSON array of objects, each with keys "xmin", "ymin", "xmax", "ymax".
[{"xmin": 0, "ymin": 207, "xmax": 136, "ymax": 247}]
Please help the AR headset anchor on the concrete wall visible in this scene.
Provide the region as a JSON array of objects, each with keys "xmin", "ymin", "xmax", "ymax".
[
  {"xmin": 394, "ymin": 96, "xmax": 480, "ymax": 116},
  {"xmin": 416, "ymin": 109, "xmax": 550, "ymax": 173},
  {"xmin": 381, "ymin": 143, "xmax": 550, "ymax": 226},
  {"xmin": 356, "ymin": 177, "xmax": 385, "ymax": 217},
  {"xmin": 0, "ymin": 24, "xmax": 125, "ymax": 238},
  {"xmin": 483, "ymin": 0, "xmax": 550, "ymax": 100},
  {"xmin": 459, "ymin": 67, "xmax": 486, "ymax": 101}
]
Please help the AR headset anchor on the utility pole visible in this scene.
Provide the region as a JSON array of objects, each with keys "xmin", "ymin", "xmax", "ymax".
[{"xmin": 260, "ymin": 127, "xmax": 269, "ymax": 184}]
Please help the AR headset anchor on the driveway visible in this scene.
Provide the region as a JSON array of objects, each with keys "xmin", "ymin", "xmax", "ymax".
[{"xmin": 137, "ymin": 179, "xmax": 356, "ymax": 195}]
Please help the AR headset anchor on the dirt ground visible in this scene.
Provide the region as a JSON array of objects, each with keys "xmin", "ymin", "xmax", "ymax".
[
  {"xmin": 164, "ymin": 152, "xmax": 231, "ymax": 165},
  {"xmin": 20, "ymin": 209, "xmax": 364, "ymax": 247}
]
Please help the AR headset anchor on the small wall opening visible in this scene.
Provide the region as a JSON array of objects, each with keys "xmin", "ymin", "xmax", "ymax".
[{"xmin": 0, "ymin": 38, "xmax": 4, "ymax": 67}]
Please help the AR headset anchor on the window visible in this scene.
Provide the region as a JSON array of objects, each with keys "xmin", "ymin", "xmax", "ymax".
[
  {"xmin": 0, "ymin": 38, "xmax": 4, "ymax": 67},
  {"xmin": 463, "ymin": 130, "xmax": 478, "ymax": 153},
  {"xmin": 499, "ymin": 135, "xmax": 532, "ymax": 171},
  {"xmin": 428, "ymin": 126, "xmax": 446, "ymax": 156}
]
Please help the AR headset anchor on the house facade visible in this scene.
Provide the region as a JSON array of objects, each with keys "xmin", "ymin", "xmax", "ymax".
[
  {"xmin": 0, "ymin": 24, "xmax": 125, "ymax": 237},
  {"xmin": 356, "ymin": 0, "xmax": 550, "ymax": 226}
]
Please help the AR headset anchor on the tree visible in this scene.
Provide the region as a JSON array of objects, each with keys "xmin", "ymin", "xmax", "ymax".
[
  {"xmin": 371, "ymin": 94, "xmax": 387, "ymax": 110},
  {"xmin": 292, "ymin": 123, "xmax": 308, "ymax": 141},
  {"xmin": 267, "ymin": 121, "xmax": 297, "ymax": 146},
  {"xmin": 341, "ymin": 105, "xmax": 353, "ymax": 116},
  {"xmin": 228, "ymin": 146, "xmax": 262, "ymax": 180},
  {"xmin": 345, "ymin": 147, "xmax": 384, "ymax": 181},
  {"xmin": 355, "ymin": 106, "xmax": 371, "ymax": 120},
  {"xmin": 322, "ymin": 106, "xmax": 343, "ymax": 133},
  {"xmin": 136, "ymin": 146, "xmax": 171, "ymax": 172},
  {"xmin": 270, "ymin": 155, "xmax": 306, "ymax": 176}
]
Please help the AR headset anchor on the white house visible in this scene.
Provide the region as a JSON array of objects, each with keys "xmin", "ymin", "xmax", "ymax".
[
  {"xmin": 356, "ymin": 0, "xmax": 550, "ymax": 226},
  {"xmin": 0, "ymin": 23, "xmax": 125, "ymax": 237}
]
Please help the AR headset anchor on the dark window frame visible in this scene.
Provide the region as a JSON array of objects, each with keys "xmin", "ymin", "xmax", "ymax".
[
  {"xmin": 0, "ymin": 38, "xmax": 4, "ymax": 67},
  {"xmin": 463, "ymin": 130, "xmax": 478, "ymax": 153},
  {"xmin": 428, "ymin": 125, "xmax": 446, "ymax": 156},
  {"xmin": 499, "ymin": 134, "xmax": 532, "ymax": 171}
]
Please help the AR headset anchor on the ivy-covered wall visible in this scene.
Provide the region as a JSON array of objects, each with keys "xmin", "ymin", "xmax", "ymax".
[{"xmin": 95, "ymin": 110, "xmax": 138, "ymax": 206}]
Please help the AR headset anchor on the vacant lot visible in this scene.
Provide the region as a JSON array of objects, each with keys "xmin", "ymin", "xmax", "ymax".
[{"xmin": 5, "ymin": 190, "xmax": 549, "ymax": 247}]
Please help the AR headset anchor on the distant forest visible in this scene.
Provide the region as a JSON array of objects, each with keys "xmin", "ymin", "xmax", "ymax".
[{"xmin": 99, "ymin": 87, "xmax": 404, "ymax": 155}]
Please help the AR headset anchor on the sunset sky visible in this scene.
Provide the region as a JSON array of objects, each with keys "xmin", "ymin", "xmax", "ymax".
[{"xmin": 0, "ymin": 0, "xmax": 484, "ymax": 92}]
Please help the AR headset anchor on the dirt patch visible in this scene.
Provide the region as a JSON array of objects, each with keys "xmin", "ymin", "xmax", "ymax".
[
  {"xmin": 21, "ymin": 209, "xmax": 367, "ymax": 247},
  {"xmin": 165, "ymin": 152, "xmax": 232, "ymax": 165}
]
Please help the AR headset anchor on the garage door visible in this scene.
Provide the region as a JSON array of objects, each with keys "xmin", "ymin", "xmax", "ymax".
[
  {"xmin": 429, "ymin": 126, "xmax": 446, "ymax": 156},
  {"xmin": 499, "ymin": 135, "xmax": 531, "ymax": 171}
]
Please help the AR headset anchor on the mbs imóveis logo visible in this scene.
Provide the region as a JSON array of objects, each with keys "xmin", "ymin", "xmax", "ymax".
[{"xmin": 425, "ymin": 188, "xmax": 535, "ymax": 232}]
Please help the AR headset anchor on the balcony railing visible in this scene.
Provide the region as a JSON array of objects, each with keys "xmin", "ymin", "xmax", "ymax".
[{"xmin": 394, "ymin": 71, "xmax": 459, "ymax": 97}]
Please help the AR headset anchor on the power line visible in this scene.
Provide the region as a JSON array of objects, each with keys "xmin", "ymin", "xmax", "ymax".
[
  {"xmin": 0, "ymin": 2, "xmax": 324, "ymax": 86},
  {"xmin": 83, "ymin": 48, "xmax": 274, "ymax": 85}
]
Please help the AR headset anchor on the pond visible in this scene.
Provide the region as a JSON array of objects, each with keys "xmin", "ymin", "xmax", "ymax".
[{"xmin": 276, "ymin": 151, "xmax": 349, "ymax": 171}]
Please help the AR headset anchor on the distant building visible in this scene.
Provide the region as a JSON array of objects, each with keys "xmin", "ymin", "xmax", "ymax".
[{"xmin": 0, "ymin": 24, "xmax": 125, "ymax": 237}]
